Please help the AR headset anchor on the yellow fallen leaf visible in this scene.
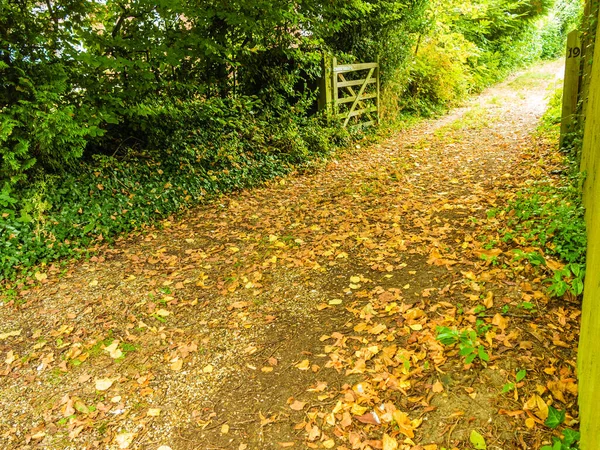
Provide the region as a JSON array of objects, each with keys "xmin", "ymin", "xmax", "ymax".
[
  {"xmin": 0, "ymin": 330, "xmax": 21, "ymax": 340},
  {"xmin": 483, "ymin": 291, "xmax": 494, "ymax": 309},
  {"xmin": 155, "ymin": 309, "xmax": 171, "ymax": 317},
  {"xmin": 89, "ymin": 279, "xmax": 98, "ymax": 287},
  {"xmin": 221, "ymin": 423, "xmax": 230, "ymax": 434},
  {"xmin": 95, "ymin": 378, "xmax": 115, "ymax": 391},
  {"xmin": 203, "ymin": 364, "xmax": 214, "ymax": 373},
  {"xmin": 322, "ymin": 439, "xmax": 335, "ymax": 449},
  {"xmin": 34, "ymin": 272, "xmax": 47, "ymax": 281},
  {"xmin": 261, "ymin": 366, "xmax": 273, "ymax": 373},
  {"xmin": 525, "ymin": 417, "xmax": 536, "ymax": 429},
  {"xmin": 147, "ymin": 408, "xmax": 161, "ymax": 417},
  {"xmin": 350, "ymin": 276, "xmax": 361, "ymax": 283},
  {"xmin": 409, "ymin": 324, "xmax": 423, "ymax": 331},
  {"xmin": 296, "ymin": 360, "xmax": 310, "ymax": 370},
  {"xmin": 350, "ymin": 403, "xmax": 368, "ymax": 415},
  {"xmin": 104, "ymin": 341, "xmax": 123, "ymax": 359},
  {"xmin": 329, "ymin": 299, "xmax": 343, "ymax": 305},
  {"xmin": 432, "ymin": 381, "xmax": 444, "ymax": 393},
  {"xmin": 382, "ymin": 433, "xmax": 399, "ymax": 450},
  {"xmin": 170, "ymin": 359, "xmax": 183, "ymax": 371}
]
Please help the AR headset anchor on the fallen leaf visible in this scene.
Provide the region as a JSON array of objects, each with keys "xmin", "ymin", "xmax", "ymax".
[
  {"xmin": 0, "ymin": 330, "xmax": 21, "ymax": 340},
  {"xmin": 470, "ymin": 430, "xmax": 487, "ymax": 449},
  {"xmin": 382, "ymin": 434, "xmax": 399, "ymax": 450},
  {"xmin": 115, "ymin": 432, "xmax": 135, "ymax": 449},
  {"xmin": 95, "ymin": 378, "xmax": 114, "ymax": 391},
  {"xmin": 290, "ymin": 400, "xmax": 306, "ymax": 411},
  {"xmin": 296, "ymin": 360, "xmax": 310, "ymax": 370},
  {"xmin": 170, "ymin": 359, "xmax": 183, "ymax": 371}
]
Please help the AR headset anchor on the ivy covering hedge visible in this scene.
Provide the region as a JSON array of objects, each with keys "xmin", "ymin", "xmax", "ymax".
[{"xmin": 0, "ymin": 0, "xmax": 581, "ymax": 280}]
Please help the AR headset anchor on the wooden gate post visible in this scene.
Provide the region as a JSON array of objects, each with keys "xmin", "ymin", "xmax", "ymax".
[
  {"xmin": 560, "ymin": 30, "xmax": 582, "ymax": 147},
  {"xmin": 318, "ymin": 54, "xmax": 334, "ymax": 120},
  {"xmin": 578, "ymin": 13, "xmax": 600, "ymax": 450}
]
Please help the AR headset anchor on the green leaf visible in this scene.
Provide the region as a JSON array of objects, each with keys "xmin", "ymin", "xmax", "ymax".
[
  {"xmin": 516, "ymin": 369, "xmax": 527, "ymax": 382},
  {"xmin": 478, "ymin": 346, "xmax": 489, "ymax": 361},
  {"xmin": 502, "ymin": 382, "xmax": 515, "ymax": 393},
  {"xmin": 545, "ymin": 406, "xmax": 565, "ymax": 429},
  {"xmin": 562, "ymin": 428, "xmax": 580, "ymax": 446},
  {"xmin": 470, "ymin": 430, "xmax": 487, "ymax": 449}
]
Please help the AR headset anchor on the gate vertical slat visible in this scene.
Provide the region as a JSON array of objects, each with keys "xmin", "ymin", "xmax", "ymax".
[{"xmin": 332, "ymin": 56, "xmax": 339, "ymax": 118}]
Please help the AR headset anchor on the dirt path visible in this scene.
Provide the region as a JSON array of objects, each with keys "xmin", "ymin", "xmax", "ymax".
[{"xmin": 0, "ymin": 60, "xmax": 580, "ymax": 450}]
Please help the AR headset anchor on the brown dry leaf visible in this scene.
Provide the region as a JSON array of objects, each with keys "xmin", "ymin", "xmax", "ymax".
[
  {"xmin": 492, "ymin": 313, "xmax": 509, "ymax": 331},
  {"xmin": 483, "ymin": 291, "xmax": 494, "ymax": 309},
  {"xmin": 355, "ymin": 411, "xmax": 381, "ymax": 425},
  {"xmin": 432, "ymin": 381, "xmax": 444, "ymax": 393},
  {"xmin": 523, "ymin": 394, "xmax": 548, "ymax": 420},
  {"xmin": 290, "ymin": 400, "xmax": 306, "ymax": 411}
]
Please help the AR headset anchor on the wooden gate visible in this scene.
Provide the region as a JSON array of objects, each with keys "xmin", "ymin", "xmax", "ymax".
[{"xmin": 319, "ymin": 56, "xmax": 380, "ymax": 129}]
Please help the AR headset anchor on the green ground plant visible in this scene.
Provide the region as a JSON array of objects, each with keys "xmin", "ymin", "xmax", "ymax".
[{"xmin": 498, "ymin": 88, "xmax": 586, "ymax": 298}]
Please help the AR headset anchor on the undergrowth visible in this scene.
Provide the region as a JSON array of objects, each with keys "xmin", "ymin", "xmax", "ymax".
[
  {"xmin": 0, "ymin": 105, "xmax": 354, "ymax": 284},
  {"xmin": 496, "ymin": 88, "xmax": 586, "ymax": 298}
]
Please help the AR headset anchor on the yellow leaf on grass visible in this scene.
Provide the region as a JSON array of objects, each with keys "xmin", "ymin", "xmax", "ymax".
[
  {"xmin": 329, "ymin": 299, "xmax": 343, "ymax": 305},
  {"xmin": 203, "ymin": 364, "xmax": 214, "ymax": 373},
  {"xmin": 221, "ymin": 424, "xmax": 229, "ymax": 434},
  {"xmin": 350, "ymin": 276, "xmax": 361, "ymax": 283},
  {"xmin": 322, "ymin": 440, "xmax": 335, "ymax": 449}
]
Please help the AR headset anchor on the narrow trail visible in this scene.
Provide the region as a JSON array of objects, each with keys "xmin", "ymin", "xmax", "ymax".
[{"xmin": 0, "ymin": 60, "xmax": 580, "ymax": 450}]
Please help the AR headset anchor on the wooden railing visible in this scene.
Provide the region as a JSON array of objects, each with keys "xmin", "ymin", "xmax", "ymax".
[{"xmin": 319, "ymin": 56, "xmax": 380, "ymax": 129}]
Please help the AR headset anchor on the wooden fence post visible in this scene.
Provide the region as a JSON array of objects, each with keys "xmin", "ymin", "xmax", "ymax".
[
  {"xmin": 560, "ymin": 30, "xmax": 582, "ymax": 147},
  {"xmin": 318, "ymin": 54, "xmax": 333, "ymax": 120},
  {"xmin": 578, "ymin": 14, "xmax": 600, "ymax": 450}
]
